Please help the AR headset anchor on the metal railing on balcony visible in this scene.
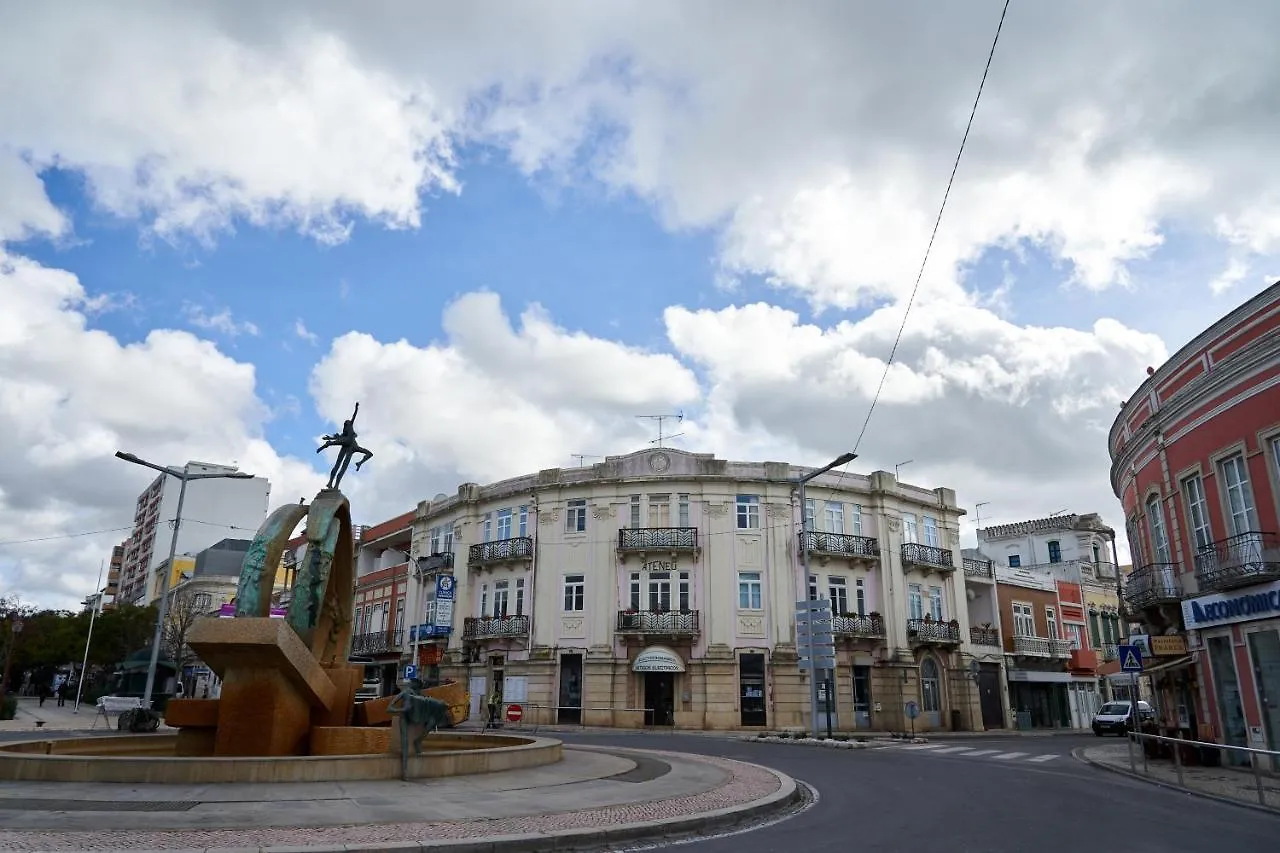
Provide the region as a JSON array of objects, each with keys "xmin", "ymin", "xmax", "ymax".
[
  {"xmin": 468, "ymin": 537, "xmax": 534, "ymax": 567},
  {"xmin": 962, "ymin": 557, "xmax": 993, "ymax": 579},
  {"xmin": 1013, "ymin": 635, "xmax": 1053, "ymax": 657},
  {"xmin": 463, "ymin": 615, "xmax": 530, "ymax": 640},
  {"xmin": 1124, "ymin": 562, "xmax": 1183, "ymax": 609},
  {"xmin": 907, "ymin": 619, "xmax": 961, "ymax": 645},
  {"xmin": 832, "ymin": 613, "xmax": 885, "ymax": 639},
  {"xmin": 799, "ymin": 531, "xmax": 880, "ymax": 561},
  {"xmin": 970, "ymin": 626, "xmax": 1000, "ymax": 647},
  {"xmin": 416, "ymin": 551, "xmax": 455, "ymax": 572},
  {"xmin": 1093, "ymin": 561, "xmax": 1118, "ymax": 580},
  {"xmin": 1101, "ymin": 643, "xmax": 1119, "ymax": 662},
  {"xmin": 618, "ymin": 527, "xmax": 699, "ymax": 551},
  {"xmin": 351, "ymin": 630, "xmax": 403, "ymax": 656},
  {"xmin": 901, "ymin": 543, "xmax": 955, "ymax": 571},
  {"xmin": 615, "ymin": 610, "xmax": 700, "ymax": 635},
  {"xmin": 1194, "ymin": 532, "xmax": 1280, "ymax": 593},
  {"xmin": 1049, "ymin": 638, "xmax": 1073, "ymax": 658}
]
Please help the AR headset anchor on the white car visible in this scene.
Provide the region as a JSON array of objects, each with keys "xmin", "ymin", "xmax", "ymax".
[{"xmin": 1092, "ymin": 700, "xmax": 1154, "ymax": 736}]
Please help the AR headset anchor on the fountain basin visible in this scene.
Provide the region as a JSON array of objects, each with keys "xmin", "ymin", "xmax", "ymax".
[{"xmin": 0, "ymin": 732, "xmax": 560, "ymax": 784}]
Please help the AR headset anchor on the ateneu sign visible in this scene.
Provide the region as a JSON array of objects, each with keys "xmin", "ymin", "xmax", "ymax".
[{"xmin": 1182, "ymin": 579, "xmax": 1280, "ymax": 630}]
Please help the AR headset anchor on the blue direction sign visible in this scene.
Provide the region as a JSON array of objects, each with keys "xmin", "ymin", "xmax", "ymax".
[
  {"xmin": 905, "ymin": 700, "xmax": 920, "ymax": 720},
  {"xmin": 1118, "ymin": 644, "xmax": 1144, "ymax": 673}
]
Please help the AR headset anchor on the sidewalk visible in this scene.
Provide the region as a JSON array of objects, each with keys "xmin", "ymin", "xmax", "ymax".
[
  {"xmin": 0, "ymin": 698, "xmax": 102, "ymax": 733},
  {"xmin": 1078, "ymin": 741, "xmax": 1280, "ymax": 813}
]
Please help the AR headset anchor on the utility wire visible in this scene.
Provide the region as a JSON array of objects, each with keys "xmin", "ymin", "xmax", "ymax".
[
  {"xmin": 842, "ymin": 0, "xmax": 1011, "ymax": 479},
  {"xmin": 0, "ymin": 518, "xmax": 261, "ymax": 549}
]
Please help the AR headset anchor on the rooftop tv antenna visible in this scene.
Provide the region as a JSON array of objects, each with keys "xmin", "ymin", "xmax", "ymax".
[
  {"xmin": 636, "ymin": 412, "xmax": 684, "ymax": 448},
  {"xmin": 570, "ymin": 454, "xmax": 603, "ymax": 467}
]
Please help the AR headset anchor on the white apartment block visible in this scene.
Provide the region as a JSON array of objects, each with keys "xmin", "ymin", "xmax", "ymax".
[
  {"xmin": 406, "ymin": 448, "xmax": 988, "ymax": 732},
  {"xmin": 117, "ymin": 463, "xmax": 270, "ymax": 606}
]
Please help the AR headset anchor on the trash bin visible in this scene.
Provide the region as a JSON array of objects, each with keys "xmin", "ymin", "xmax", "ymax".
[
  {"xmin": 950, "ymin": 709, "xmax": 963, "ymax": 731},
  {"xmin": 1015, "ymin": 710, "xmax": 1032, "ymax": 731}
]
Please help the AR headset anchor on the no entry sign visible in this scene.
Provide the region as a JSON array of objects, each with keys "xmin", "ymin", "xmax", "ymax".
[{"xmin": 506, "ymin": 703, "xmax": 523, "ymax": 723}]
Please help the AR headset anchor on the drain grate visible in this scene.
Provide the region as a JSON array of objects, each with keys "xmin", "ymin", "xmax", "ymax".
[
  {"xmin": 0, "ymin": 798, "xmax": 199, "ymax": 812},
  {"xmin": 606, "ymin": 754, "xmax": 672, "ymax": 783}
]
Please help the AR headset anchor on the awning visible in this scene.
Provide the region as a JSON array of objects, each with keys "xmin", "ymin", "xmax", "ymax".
[
  {"xmin": 632, "ymin": 645, "xmax": 686, "ymax": 673},
  {"xmin": 1144, "ymin": 655, "xmax": 1195, "ymax": 676}
]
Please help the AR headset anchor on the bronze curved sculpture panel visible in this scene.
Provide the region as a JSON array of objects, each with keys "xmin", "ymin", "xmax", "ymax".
[{"xmin": 234, "ymin": 502, "xmax": 311, "ymax": 618}]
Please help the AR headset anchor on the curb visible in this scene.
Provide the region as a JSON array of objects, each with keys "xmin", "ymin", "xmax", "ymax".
[{"xmin": 1071, "ymin": 747, "xmax": 1279, "ymax": 817}]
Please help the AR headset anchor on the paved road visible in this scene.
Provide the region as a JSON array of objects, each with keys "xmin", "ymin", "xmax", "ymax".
[{"xmin": 555, "ymin": 731, "xmax": 1275, "ymax": 853}]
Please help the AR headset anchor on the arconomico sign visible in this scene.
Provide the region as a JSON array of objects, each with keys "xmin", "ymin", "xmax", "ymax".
[{"xmin": 1182, "ymin": 579, "xmax": 1280, "ymax": 630}]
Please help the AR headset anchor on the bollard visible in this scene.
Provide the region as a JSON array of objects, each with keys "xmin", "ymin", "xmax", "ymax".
[
  {"xmin": 1172, "ymin": 738, "xmax": 1184, "ymax": 788},
  {"xmin": 1251, "ymin": 753, "xmax": 1265, "ymax": 806},
  {"xmin": 1127, "ymin": 729, "xmax": 1136, "ymax": 774}
]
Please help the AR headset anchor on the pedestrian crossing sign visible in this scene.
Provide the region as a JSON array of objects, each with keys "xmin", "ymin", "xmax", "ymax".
[{"xmin": 1118, "ymin": 643, "xmax": 1144, "ymax": 672}]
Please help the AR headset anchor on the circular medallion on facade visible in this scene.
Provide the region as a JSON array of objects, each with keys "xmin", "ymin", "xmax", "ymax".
[{"xmin": 648, "ymin": 451, "xmax": 671, "ymax": 473}]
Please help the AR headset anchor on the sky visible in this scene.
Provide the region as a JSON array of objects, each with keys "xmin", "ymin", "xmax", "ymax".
[{"xmin": 3, "ymin": 1, "xmax": 1280, "ymax": 610}]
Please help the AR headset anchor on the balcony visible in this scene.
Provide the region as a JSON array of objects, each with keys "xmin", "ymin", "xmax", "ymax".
[
  {"xmin": 1101, "ymin": 643, "xmax": 1119, "ymax": 662},
  {"xmin": 1093, "ymin": 561, "xmax": 1118, "ymax": 580},
  {"xmin": 901, "ymin": 543, "xmax": 955, "ymax": 573},
  {"xmin": 969, "ymin": 626, "xmax": 1001, "ymax": 647},
  {"xmin": 962, "ymin": 557, "xmax": 993, "ymax": 580},
  {"xmin": 907, "ymin": 618, "xmax": 961, "ymax": 646},
  {"xmin": 463, "ymin": 615, "xmax": 530, "ymax": 640},
  {"xmin": 1194, "ymin": 532, "xmax": 1280, "ymax": 593},
  {"xmin": 832, "ymin": 613, "xmax": 885, "ymax": 639},
  {"xmin": 1068, "ymin": 648, "xmax": 1100, "ymax": 671},
  {"xmin": 1124, "ymin": 562, "xmax": 1183, "ymax": 610},
  {"xmin": 1012, "ymin": 636, "xmax": 1072, "ymax": 659},
  {"xmin": 468, "ymin": 537, "xmax": 534, "ymax": 568},
  {"xmin": 416, "ymin": 552, "xmax": 455, "ymax": 573},
  {"xmin": 351, "ymin": 630, "xmax": 403, "ymax": 656},
  {"xmin": 799, "ymin": 531, "xmax": 880, "ymax": 563},
  {"xmin": 615, "ymin": 610, "xmax": 700, "ymax": 636},
  {"xmin": 618, "ymin": 527, "xmax": 699, "ymax": 554}
]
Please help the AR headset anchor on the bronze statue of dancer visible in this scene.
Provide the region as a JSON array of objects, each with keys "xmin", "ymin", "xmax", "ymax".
[{"xmin": 316, "ymin": 402, "xmax": 373, "ymax": 490}]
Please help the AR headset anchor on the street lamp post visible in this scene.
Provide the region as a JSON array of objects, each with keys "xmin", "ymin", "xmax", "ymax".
[
  {"xmin": 0, "ymin": 617, "xmax": 24, "ymax": 710},
  {"xmin": 73, "ymin": 559, "xmax": 107, "ymax": 714},
  {"xmin": 114, "ymin": 451, "xmax": 255, "ymax": 718},
  {"xmin": 797, "ymin": 451, "xmax": 857, "ymax": 739}
]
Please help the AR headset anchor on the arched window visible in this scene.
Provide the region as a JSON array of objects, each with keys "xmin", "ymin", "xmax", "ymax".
[{"xmin": 921, "ymin": 657, "xmax": 941, "ymax": 712}]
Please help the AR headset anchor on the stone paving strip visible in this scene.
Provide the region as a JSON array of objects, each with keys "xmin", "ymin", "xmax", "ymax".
[
  {"xmin": 1078, "ymin": 741, "xmax": 1280, "ymax": 812},
  {"xmin": 0, "ymin": 746, "xmax": 795, "ymax": 852}
]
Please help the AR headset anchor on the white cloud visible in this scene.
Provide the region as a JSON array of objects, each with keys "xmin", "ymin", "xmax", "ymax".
[
  {"xmin": 183, "ymin": 303, "xmax": 260, "ymax": 338},
  {"xmin": 294, "ymin": 319, "xmax": 320, "ymax": 346}
]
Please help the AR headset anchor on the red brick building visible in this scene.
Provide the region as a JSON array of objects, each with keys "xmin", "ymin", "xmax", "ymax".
[{"xmin": 1109, "ymin": 281, "xmax": 1280, "ymax": 762}]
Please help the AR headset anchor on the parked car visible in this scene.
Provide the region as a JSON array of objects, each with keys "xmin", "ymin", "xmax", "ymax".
[{"xmin": 1092, "ymin": 700, "xmax": 1155, "ymax": 736}]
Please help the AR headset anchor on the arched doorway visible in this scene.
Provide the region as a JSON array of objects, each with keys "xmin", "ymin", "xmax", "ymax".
[{"xmin": 920, "ymin": 656, "xmax": 943, "ymax": 728}]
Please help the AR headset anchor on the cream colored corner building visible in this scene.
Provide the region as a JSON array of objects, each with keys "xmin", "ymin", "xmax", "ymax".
[{"xmin": 408, "ymin": 448, "xmax": 988, "ymax": 732}]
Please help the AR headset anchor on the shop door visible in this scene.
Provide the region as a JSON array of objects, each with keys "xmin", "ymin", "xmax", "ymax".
[
  {"xmin": 644, "ymin": 672, "xmax": 675, "ymax": 726},
  {"xmin": 739, "ymin": 653, "xmax": 767, "ymax": 727},
  {"xmin": 558, "ymin": 653, "xmax": 583, "ymax": 725},
  {"xmin": 977, "ymin": 664, "xmax": 1003, "ymax": 729},
  {"xmin": 852, "ymin": 666, "xmax": 873, "ymax": 729},
  {"xmin": 1247, "ymin": 629, "xmax": 1280, "ymax": 761},
  {"xmin": 1208, "ymin": 635, "xmax": 1250, "ymax": 767}
]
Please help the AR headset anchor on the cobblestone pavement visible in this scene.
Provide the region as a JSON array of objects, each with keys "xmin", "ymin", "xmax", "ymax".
[
  {"xmin": 0, "ymin": 748, "xmax": 789, "ymax": 851},
  {"xmin": 1079, "ymin": 740, "xmax": 1280, "ymax": 811}
]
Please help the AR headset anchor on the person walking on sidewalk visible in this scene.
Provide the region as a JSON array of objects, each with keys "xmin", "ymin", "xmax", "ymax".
[
  {"xmin": 486, "ymin": 690, "xmax": 501, "ymax": 730},
  {"xmin": 37, "ymin": 682, "xmax": 49, "ymax": 707},
  {"xmin": 55, "ymin": 681, "xmax": 66, "ymax": 707}
]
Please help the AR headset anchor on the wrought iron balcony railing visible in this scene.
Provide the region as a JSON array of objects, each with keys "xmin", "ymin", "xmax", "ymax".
[
  {"xmin": 618, "ymin": 527, "xmax": 699, "ymax": 551},
  {"xmin": 907, "ymin": 619, "xmax": 961, "ymax": 645},
  {"xmin": 901, "ymin": 543, "xmax": 955, "ymax": 571},
  {"xmin": 416, "ymin": 551, "xmax": 455, "ymax": 573},
  {"xmin": 1124, "ymin": 562, "xmax": 1183, "ymax": 610},
  {"xmin": 468, "ymin": 537, "xmax": 534, "ymax": 567},
  {"xmin": 1049, "ymin": 638, "xmax": 1073, "ymax": 658},
  {"xmin": 351, "ymin": 630, "xmax": 403, "ymax": 656},
  {"xmin": 463, "ymin": 615, "xmax": 530, "ymax": 640},
  {"xmin": 970, "ymin": 626, "xmax": 1000, "ymax": 647},
  {"xmin": 962, "ymin": 557, "xmax": 993, "ymax": 579},
  {"xmin": 1194, "ymin": 532, "xmax": 1280, "ymax": 593},
  {"xmin": 1013, "ymin": 635, "xmax": 1052, "ymax": 657},
  {"xmin": 832, "ymin": 613, "xmax": 885, "ymax": 638},
  {"xmin": 615, "ymin": 610, "xmax": 700, "ymax": 635},
  {"xmin": 1093, "ymin": 561, "xmax": 1118, "ymax": 580},
  {"xmin": 799, "ymin": 531, "xmax": 880, "ymax": 560},
  {"xmin": 1100, "ymin": 643, "xmax": 1119, "ymax": 662}
]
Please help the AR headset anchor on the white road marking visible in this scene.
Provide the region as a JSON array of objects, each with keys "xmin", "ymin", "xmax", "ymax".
[
  {"xmin": 992, "ymin": 751, "xmax": 1028, "ymax": 761},
  {"xmin": 932, "ymin": 746, "xmax": 974, "ymax": 753},
  {"xmin": 1026, "ymin": 754, "xmax": 1059, "ymax": 763},
  {"xmin": 961, "ymin": 749, "xmax": 998, "ymax": 757},
  {"xmin": 898, "ymin": 743, "xmax": 950, "ymax": 750}
]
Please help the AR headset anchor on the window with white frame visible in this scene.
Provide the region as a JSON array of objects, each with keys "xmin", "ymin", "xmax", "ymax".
[
  {"xmin": 678, "ymin": 571, "xmax": 691, "ymax": 611},
  {"xmin": 629, "ymin": 572, "xmax": 642, "ymax": 610},
  {"xmin": 648, "ymin": 571, "xmax": 672, "ymax": 611},
  {"xmin": 566, "ymin": 499, "xmax": 588, "ymax": 533},
  {"xmin": 738, "ymin": 571, "xmax": 763, "ymax": 609},
  {"xmin": 1045, "ymin": 606, "xmax": 1059, "ymax": 640},
  {"xmin": 803, "ymin": 498, "xmax": 816, "ymax": 532},
  {"xmin": 1066, "ymin": 623, "xmax": 1082, "ymax": 649},
  {"xmin": 515, "ymin": 577, "xmax": 526, "ymax": 616},
  {"xmin": 629, "ymin": 495, "xmax": 641, "ymax": 529},
  {"xmin": 395, "ymin": 598, "xmax": 404, "ymax": 631},
  {"xmin": 496, "ymin": 508, "xmax": 513, "ymax": 540},
  {"xmin": 429, "ymin": 527, "xmax": 443, "ymax": 554},
  {"xmin": 736, "ymin": 495, "xmax": 760, "ymax": 529},
  {"xmin": 479, "ymin": 583, "xmax": 489, "ymax": 618},
  {"xmin": 829, "ymin": 576, "xmax": 849, "ymax": 614},
  {"xmin": 493, "ymin": 580, "xmax": 510, "ymax": 618},
  {"xmin": 902, "ymin": 512, "xmax": 919, "ymax": 544},
  {"xmin": 855, "ymin": 578, "xmax": 866, "ymax": 616},
  {"xmin": 1146, "ymin": 494, "xmax": 1172, "ymax": 563},
  {"xmin": 677, "ymin": 494, "xmax": 690, "ymax": 527},
  {"xmin": 482, "ymin": 512, "xmax": 493, "ymax": 543},
  {"xmin": 1012, "ymin": 602, "xmax": 1034, "ymax": 636},
  {"xmin": 923, "ymin": 515, "xmax": 939, "ymax": 547},
  {"xmin": 1182, "ymin": 474, "xmax": 1213, "ymax": 551},
  {"xmin": 824, "ymin": 501, "xmax": 844, "ymax": 534},
  {"xmin": 563, "ymin": 574, "xmax": 585, "ymax": 611},
  {"xmin": 928, "ymin": 586, "xmax": 943, "ymax": 620},
  {"xmin": 355, "ymin": 605, "xmax": 363, "ymax": 632},
  {"xmin": 808, "ymin": 574, "xmax": 819, "ymax": 601},
  {"xmin": 908, "ymin": 583, "xmax": 923, "ymax": 620},
  {"xmin": 518, "ymin": 506, "xmax": 529, "ymax": 537},
  {"xmin": 649, "ymin": 494, "xmax": 671, "ymax": 526},
  {"xmin": 851, "ymin": 504, "xmax": 863, "ymax": 535},
  {"xmin": 1219, "ymin": 454, "xmax": 1260, "ymax": 536}
]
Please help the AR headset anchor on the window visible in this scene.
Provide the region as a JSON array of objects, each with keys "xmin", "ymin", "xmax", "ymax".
[
  {"xmin": 395, "ymin": 598, "xmax": 404, "ymax": 631},
  {"xmin": 1146, "ymin": 494, "xmax": 1171, "ymax": 562},
  {"xmin": 493, "ymin": 580, "xmax": 510, "ymax": 618},
  {"xmin": 829, "ymin": 576, "xmax": 849, "ymax": 614},
  {"xmin": 736, "ymin": 495, "xmax": 760, "ymax": 529},
  {"xmin": 1066, "ymin": 623, "xmax": 1082, "ymax": 650},
  {"xmin": 824, "ymin": 501, "xmax": 844, "ymax": 534},
  {"xmin": 920, "ymin": 658, "xmax": 941, "ymax": 713},
  {"xmin": 566, "ymin": 499, "xmax": 588, "ymax": 533},
  {"xmin": 480, "ymin": 583, "xmax": 489, "ymax": 618},
  {"xmin": 678, "ymin": 571, "xmax": 691, "ymax": 611},
  {"xmin": 908, "ymin": 583, "xmax": 923, "ymax": 620},
  {"xmin": 808, "ymin": 574, "xmax": 819, "ymax": 601},
  {"xmin": 482, "ymin": 512, "xmax": 493, "ymax": 543},
  {"xmin": 677, "ymin": 494, "xmax": 690, "ymax": 527},
  {"xmin": 902, "ymin": 512, "xmax": 919, "ymax": 544},
  {"xmin": 1045, "ymin": 606, "xmax": 1059, "ymax": 640},
  {"xmin": 923, "ymin": 515, "xmax": 939, "ymax": 547},
  {"xmin": 1047, "ymin": 540, "xmax": 1062, "ymax": 563},
  {"xmin": 355, "ymin": 605, "xmax": 363, "ymax": 631},
  {"xmin": 1088, "ymin": 611, "xmax": 1101, "ymax": 648},
  {"xmin": 649, "ymin": 494, "xmax": 671, "ymax": 526},
  {"xmin": 648, "ymin": 572, "xmax": 672, "ymax": 611},
  {"xmin": 629, "ymin": 572, "xmax": 642, "ymax": 610},
  {"xmin": 518, "ymin": 506, "xmax": 529, "ymax": 538},
  {"xmin": 496, "ymin": 508, "xmax": 513, "ymax": 540},
  {"xmin": 855, "ymin": 578, "xmax": 866, "ymax": 616},
  {"xmin": 515, "ymin": 578, "xmax": 526, "ymax": 616},
  {"xmin": 851, "ymin": 504, "xmax": 863, "ymax": 535},
  {"xmin": 1092, "ymin": 542, "xmax": 1102, "ymax": 563},
  {"xmin": 1008, "ymin": 554, "xmax": 1021, "ymax": 568},
  {"xmin": 1012, "ymin": 602, "xmax": 1035, "ymax": 636},
  {"xmin": 737, "ymin": 571, "xmax": 763, "ymax": 609},
  {"xmin": 1182, "ymin": 474, "xmax": 1212, "ymax": 551},
  {"xmin": 1219, "ymin": 454, "xmax": 1260, "ymax": 536},
  {"xmin": 804, "ymin": 498, "xmax": 816, "ymax": 532},
  {"xmin": 429, "ymin": 527, "xmax": 442, "ymax": 554},
  {"xmin": 629, "ymin": 495, "xmax": 641, "ymax": 529},
  {"xmin": 929, "ymin": 586, "xmax": 943, "ymax": 620},
  {"xmin": 563, "ymin": 574, "xmax": 585, "ymax": 611},
  {"xmin": 444, "ymin": 526, "xmax": 454, "ymax": 553}
]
